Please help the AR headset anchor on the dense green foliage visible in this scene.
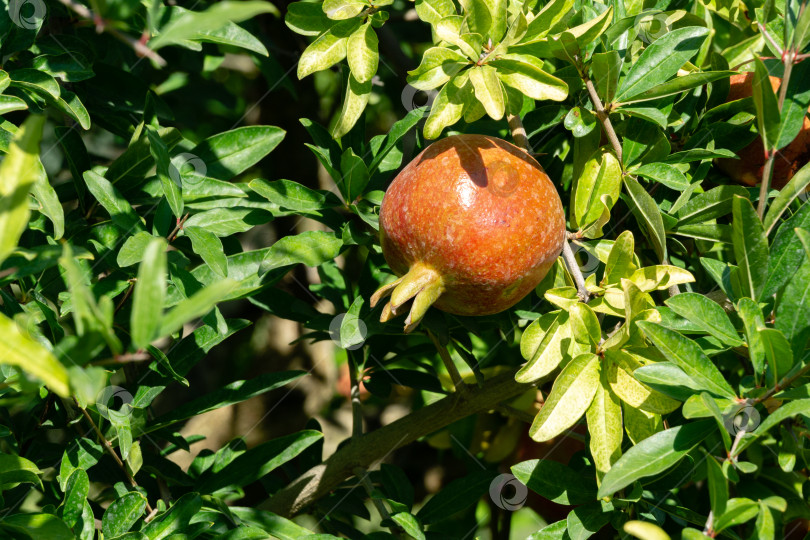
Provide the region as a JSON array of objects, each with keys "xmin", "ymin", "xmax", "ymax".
[{"xmin": 0, "ymin": 0, "xmax": 810, "ymax": 537}]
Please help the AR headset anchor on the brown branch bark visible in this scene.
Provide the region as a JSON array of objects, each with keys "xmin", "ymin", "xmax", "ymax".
[{"xmin": 264, "ymin": 369, "xmax": 535, "ymax": 517}]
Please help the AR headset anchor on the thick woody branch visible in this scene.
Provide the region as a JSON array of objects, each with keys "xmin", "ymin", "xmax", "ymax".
[{"xmin": 264, "ymin": 369, "xmax": 534, "ymax": 517}]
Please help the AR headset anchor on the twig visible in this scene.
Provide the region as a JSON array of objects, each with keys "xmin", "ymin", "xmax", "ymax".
[
  {"xmin": 755, "ymin": 361, "xmax": 810, "ymax": 403},
  {"xmin": 583, "ymin": 78, "xmax": 623, "ymax": 167},
  {"xmin": 562, "ymin": 240, "xmax": 590, "ymax": 302},
  {"xmin": 506, "ymin": 113, "xmax": 531, "ymax": 152},
  {"xmin": 57, "ymin": 0, "xmax": 167, "ymax": 67},
  {"xmin": 75, "ymin": 399, "xmax": 154, "ymax": 514},
  {"xmin": 427, "ymin": 330, "xmax": 465, "ymax": 393},
  {"xmin": 167, "ymin": 213, "xmax": 190, "ymax": 242}
]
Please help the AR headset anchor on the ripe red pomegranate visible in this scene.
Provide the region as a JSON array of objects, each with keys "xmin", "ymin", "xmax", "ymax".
[
  {"xmin": 716, "ymin": 72, "xmax": 810, "ymax": 188},
  {"xmin": 371, "ymin": 134, "xmax": 565, "ymax": 332}
]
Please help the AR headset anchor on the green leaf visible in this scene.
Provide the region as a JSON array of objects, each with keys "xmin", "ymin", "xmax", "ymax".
[
  {"xmin": 416, "ymin": 470, "xmax": 497, "ymax": 524},
  {"xmin": 408, "ymin": 47, "xmax": 469, "ymax": 90},
  {"xmin": 30, "ymin": 161, "xmax": 64, "ymax": 240},
  {"xmin": 637, "ymin": 322, "xmax": 736, "ymax": 398},
  {"xmin": 159, "ymin": 279, "xmax": 237, "ymax": 337},
  {"xmin": 605, "ymin": 351, "xmax": 680, "ymax": 414},
  {"xmin": 285, "ymin": 1, "xmax": 334, "ymax": 36},
  {"xmin": 131, "ymin": 238, "xmax": 167, "ymax": 349},
  {"xmin": 0, "ymin": 313, "xmax": 69, "ymax": 396},
  {"xmin": 751, "ymin": 57, "xmax": 781, "ymax": 152},
  {"xmin": 623, "ymin": 521, "xmax": 671, "ymax": 540},
  {"xmin": 424, "ymin": 72, "xmax": 471, "ymax": 139},
  {"xmin": 490, "ymin": 53, "xmax": 568, "ymax": 101},
  {"xmin": 752, "ymin": 503, "xmax": 776, "ymax": 540},
  {"xmin": 615, "ymin": 27, "xmax": 710, "ymax": 103},
  {"xmin": 623, "ymin": 175, "xmax": 667, "ymax": 262},
  {"xmin": 664, "ymin": 293, "xmax": 743, "ymax": 347},
  {"xmin": 596, "ymin": 420, "xmax": 714, "ymax": 498},
  {"xmin": 774, "ymin": 61, "xmax": 810, "ymax": 151},
  {"xmin": 61, "ymin": 469, "xmax": 89, "ymax": 528},
  {"xmin": 763, "ymin": 203, "xmax": 810, "ymax": 296},
  {"xmin": 573, "ymin": 147, "xmax": 621, "ymax": 230},
  {"xmin": 774, "ymin": 256, "xmax": 810, "ymax": 357},
  {"xmin": 117, "ymin": 232, "xmax": 159, "ymax": 267},
  {"xmin": 603, "ymin": 231, "xmax": 637, "ymax": 284},
  {"xmin": 83, "ymin": 170, "xmax": 145, "ymax": 233},
  {"xmin": 763, "ymin": 162, "xmax": 810, "ymax": 235},
  {"xmin": 713, "ymin": 498, "xmax": 759, "ymax": 532},
  {"xmin": 0, "ymin": 513, "xmax": 74, "ymax": 540},
  {"xmin": 731, "ymin": 195, "xmax": 769, "ymax": 300},
  {"xmin": 102, "ymin": 492, "xmax": 147, "ymax": 538},
  {"xmin": 564, "ymin": 106, "xmax": 597, "ymax": 138},
  {"xmin": 184, "ymin": 208, "xmax": 269, "ymax": 237},
  {"xmin": 737, "ymin": 400, "xmax": 810, "ymax": 454},
  {"xmin": 190, "ymin": 126, "xmax": 285, "ymax": 181},
  {"xmin": 634, "ymin": 163, "xmax": 689, "ymax": 191},
  {"xmin": 760, "ymin": 328, "xmax": 794, "ymax": 383},
  {"xmin": 591, "ymin": 51, "xmax": 621, "ymax": 104},
  {"xmin": 8, "ymin": 68, "xmax": 60, "ymax": 99},
  {"xmin": 347, "ymin": 22, "xmax": 378, "ymax": 84},
  {"xmin": 469, "ymin": 65, "xmax": 505, "ymax": 121},
  {"xmin": 414, "ymin": 0, "xmax": 455, "ymax": 24},
  {"xmin": 705, "ymin": 454, "xmax": 727, "ymax": 517},
  {"xmin": 297, "ymin": 20, "xmax": 358, "ymax": 79},
  {"xmin": 620, "ymin": 71, "xmax": 735, "ymax": 104},
  {"xmin": 586, "ymin": 377, "xmax": 623, "ymax": 478},
  {"xmin": 140, "ymin": 492, "xmax": 202, "ymax": 539},
  {"xmin": 51, "ymin": 90, "xmax": 91, "ymax": 130},
  {"xmin": 676, "ymin": 185, "xmax": 748, "ymax": 225},
  {"xmin": 0, "ymin": 115, "xmax": 44, "ymax": 265},
  {"xmin": 184, "ymin": 226, "xmax": 228, "ymax": 278},
  {"xmin": 259, "ymin": 231, "xmax": 343, "ymax": 275},
  {"xmin": 144, "ymin": 371, "xmax": 304, "ymax": 434},
  {"xmin": 146, "ymin": 126, "xmax": 183, "ymax": 218},
  {"xmin": 0, "ymin": 94, "xmax": 27, "ymax": 114},
  {"xmin": 529, "ymin": 353, "xmax": 600, "ymax": 442},
  {"xmin": 323, "ymin": 0, "xmax": 367, "ymax": 19},
  {"xmin": 249, "ymin": 179, "xmax": 333, "ymax": 213},
  {"xmin": 391, "ymin": 513, "xmax": 425, "ymax": 540},
  {"xmin": 458, "ymin": 0, "xmax": 491, "ymax": 37},
  {"xmin": 150, "ymin": 2, "xmax": 279, "ymax": 50},
  {"xmin": 198, "ymin": 430, "xmax": 324, "ymax": 493},
  {"xmin": 340, "ymin": 148, "xmax": 370, "ymax": 203},
  {"xmin": 567, "ymin": 501, "xmax": 613, "ymax": 540},
  {"xmin": 332, "ymin": 73, "xmax": 372, "ymax": 138},
  {"xmin": 523, "ymin": 0, "xmax": 574, "ymax": 41},
  {"xmin": 737, "ymin": 298, "xmax": 766, "ymax": 376},
  {"xmin": 516, "ymin": 311, "xmax": 572, "ymax": 383},
  {"xmin": 0, "ymin": 453, "xmax": 42, "ymax": 490},
  {"xmin": 512, "ymin": 460, "xmax": 595, "ymax": 505}
]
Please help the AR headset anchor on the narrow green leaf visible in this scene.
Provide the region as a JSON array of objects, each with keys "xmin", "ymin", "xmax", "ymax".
[
  {"xmin": 83, "ymin": 170, "xmax": 145, "ymax": 233},
  {"xmin": 0, "ymin": 115, "xmax": 45, "ymax": 265},
  {"xmin": 146, "ymin": 126, "xmax": 183, "ymax": 218},
  {"xmin": 664, "ymin": 293, "xmax": 743, "ymax": 347},
  {"xmin": 131, "ymin": 238, "xmax": 167, "ymax": 349},
  {"xmin": 0, "ymin": 313, "xmax": 70, "ymax": 396},
  {"xmin": 731, "ymin": 195, "xmax": 769, "ymax": 300},
  {"xmin": 332, "ymin": 73, "xmax": 372, "ymax": 138},
  {"xmin": 634, "ymin": 163, "xmax": 689, "ymax": 191},
  {"xmin": 184, "ymin": 226, "xmax": 228, "ymax": 278},
  {"xmin": 469, "ymin": 65, "xmax": 505, "ymax": 120},
  {"xmin": 623, "ymin": 175, "xmax": 667, "ymax": 262},
  {"xmin": 763, "ymin": 162, "xmax": 810, "ymax": 235},
  {"xmin": 416, "ymin": 470, "xmax": 497, "ymax": 524},
  {"xmin": 751, "ymin": 57, "xmax": 781, "ymax": 152},
  {"xmin": 102, "ymin": 492, "xmax": 147, "ymax": 538},
  {"xmin": 159, "ymin": 279, "xmax": 237, "ymax": 337},
  {"xmin": 615, "ymin": 27, "xmax": 710, "ymax": 103},
  {"xmin": 637, "ymin": 322, "xmax": 736, "ymax": 398},
  {"xmin": 597, "ymin": 421, "xmax": 714, "ymax": 498},
  {"xmin": 297, "ymin": 20, "xmax": 357, "ymax": 79},
  {"xmin": 529, "ymin": 353, "xmax": 601, "ymax": 442},
  {"xmin": 586, "ymin": 377, "xmax": 623, "ymax": 478},
  {"xmin": 347, "ymin": 22, "xmax": 378, "ymax": 84}
]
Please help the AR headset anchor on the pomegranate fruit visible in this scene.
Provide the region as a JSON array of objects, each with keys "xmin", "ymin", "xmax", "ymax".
[
  {"xmin": 716, "ymin": 72, "xmax": 810, "ymax": 188},
  {"xmin": 371, "ymin": 134, "xmax": 565, "ymax": 332}
]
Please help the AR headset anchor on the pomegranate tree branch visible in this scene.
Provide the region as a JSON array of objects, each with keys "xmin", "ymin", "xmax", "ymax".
[
  {"xmin": 583, "ymin": 78, "xmax": 623, "ymax": 167},
  {"xmin": 562, "ymin": 239, "xmax": 590, "ymax": 302},
  {"xmin": 263, "ymin": 369, "xmax": 535, "ymax": 517},
  {"xmin": 507, "ymin": 113, "xmax": 531, "ymax": 152}
]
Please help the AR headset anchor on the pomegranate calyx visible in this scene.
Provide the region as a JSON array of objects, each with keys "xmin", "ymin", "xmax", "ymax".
[{"xmin": 371, "ymin": 262, "xmax": 445, "ymax": 333}]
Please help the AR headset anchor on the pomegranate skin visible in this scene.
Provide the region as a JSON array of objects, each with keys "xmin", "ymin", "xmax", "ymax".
[
  {"xmin": 378, "ymin": 134, "xmax": 565, "ymax": 318},
  {"xmin": 717, "ymin": 72, "xmax": 810, "ymax": 188}
]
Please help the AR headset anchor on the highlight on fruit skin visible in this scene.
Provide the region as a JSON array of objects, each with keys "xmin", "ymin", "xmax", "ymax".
[
  {"xmin": 716, "ymin": 72, "xmax": 810, "ymax": 188},
  {"xmin": 371, "ymin": 134, "xmax": 566, "ymax": 333}
]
